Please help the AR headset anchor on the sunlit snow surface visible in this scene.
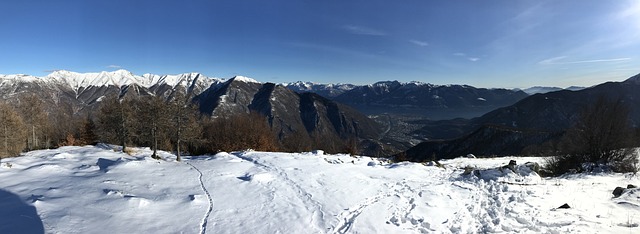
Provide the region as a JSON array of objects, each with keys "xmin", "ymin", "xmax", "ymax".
[{"xmin": 1, "ymin": 146, "xmax": 639, "ymax": 233}]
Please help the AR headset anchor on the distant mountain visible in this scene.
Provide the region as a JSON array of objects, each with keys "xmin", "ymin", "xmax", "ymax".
[
  {"xmin": 332, "ymin": 81, "xmax": 529, "ymax": 119},
  {"xmin": 195, "ymin": 78, "xmax": 385, "ymax": 155},
  {"xmin": 281, "ymin": 81, "xmax": 356, "ymax": 98},
  {"xmin": 400, "ymin": 73, "xmax": 640, "ymax": 160},
  {"xmin": 565, "ymin": 86, "xmax": 586, "ymax": 91},
  {"xmin": 398, "ymin": 125, "xmax": 561, "ymax": 161},
  {"xmin": 520, "ymin": 86, "xmax": 586, "ymax": 95},
  {"xmin": 520, "ymin": 86, "xmax": 562, "ymax": 95},
  {"xmin": 0, "ymin": 70, "xmax": 220, "ymax": 109}
]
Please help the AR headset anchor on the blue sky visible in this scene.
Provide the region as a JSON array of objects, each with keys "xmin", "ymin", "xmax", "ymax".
[{"xmin": 1, "ymin": 0, "xmax": 639, "ymax": 88}]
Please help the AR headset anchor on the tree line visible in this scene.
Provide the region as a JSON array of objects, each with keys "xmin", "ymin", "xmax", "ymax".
[{"xmin": 0, "ymin": 90, "xmax": 358, "ymax": 159}]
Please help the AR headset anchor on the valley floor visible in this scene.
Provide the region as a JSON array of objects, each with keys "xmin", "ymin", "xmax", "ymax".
[{"xmin": 1, "ymin": 146, "xmax": 639, "ymax": 233}]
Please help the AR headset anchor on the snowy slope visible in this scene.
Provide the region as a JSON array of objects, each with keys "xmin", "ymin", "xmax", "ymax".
[{"xmin": 1, "ymin": 146, "xmax": 639, "ymax": 233}]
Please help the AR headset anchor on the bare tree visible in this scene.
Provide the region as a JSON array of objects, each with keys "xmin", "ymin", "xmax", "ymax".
[
  {"xmin": 168, "ymin": 90, "xmax": 201, "ymax": 161},
  {"xmin": 0, "ymin": 102, "xmax": 27, "ymax": 158},
  {"xmin": 96, "ymin": 95, "xmax": 134, "ymax": 152},
  {"xmin": 78, "ymin": 114, "xmax": 98, "ymax": 145},
  {"xmin": 547, "ymin": 96, "xmax": 638, "ymax": 174},
  {"xmin": 202, "ymin": 112, "xmax": 279, "ymax": 153},
  {"xmin": 131, "ymin": 95, "xmax": 170, "ymax": 159},
  {"xmin": 47, "ymin": 99, "xmax": 78, "ymax": 147},
  {"xmin": 15, "ymin": 94, "xmax": 49, "ymax": 150}
]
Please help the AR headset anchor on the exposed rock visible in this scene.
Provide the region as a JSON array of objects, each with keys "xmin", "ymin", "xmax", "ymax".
[
  {"xmin": 502, "ymin": 160, "xmax": 517, "ymax": 173},
  {"xmin": 557, "ymin": 203, "xmax": 571, "ymax": 209},
  {"xmin": 628, "ymin": 184, "xmax": 637, "ymax": 189},
  {"xmin": 613, "ymin": 187, "xmax": 626, "ymax": 198}
]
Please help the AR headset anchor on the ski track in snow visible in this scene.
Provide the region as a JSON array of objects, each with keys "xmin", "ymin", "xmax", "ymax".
[
  {"xmin": 186, "ymin": 162, "xmax": 214, "ymax": 234},
  {"xmin": 233, "ymin": 152, "xmax": 326, "ymax": 233}
]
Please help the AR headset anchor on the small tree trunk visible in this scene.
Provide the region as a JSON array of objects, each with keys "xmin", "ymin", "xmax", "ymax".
[
  {"xmin": 120, "ymin": 104, "xmax": 127, "ymax": 153},
  {"xmin": 32, "ymin": 125, "xmax": 37, "ymax": 150},
  {"xmin": 151, "ymin": 126, "xmax": 159, "ymax": 159},
  {"xmin": 176, "ymin": 138, "xmax": 181, "ymax": 162},
  {"xmin": 175, "ymin": 108, "xmax": 182, "ymax": 162},
  {"xmin": 4, "ymin": 126, "xmax": 8, "ymax": 156}
]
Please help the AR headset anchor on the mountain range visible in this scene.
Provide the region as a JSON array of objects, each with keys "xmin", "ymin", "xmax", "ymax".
[
  {"xmin": 519, "ymin": 86, "xmax": 585, "ymax": 95},
  {"xmin": 285, "ymin": 80, "xmax": 530, "ymax": 120},
  {"xmin": 0, "ymin": 70, "xmax": 385, "ymax": 155},
  {"xmin": 399, "ymin": 73, "xmax": 640, "ymax": 160},
  {"xmin": 0, "ymin": 70, "xmax": 218, "ymax": 109},
  {"xmin": 3, "ymin": 69, "xmax": 637, "ymax": 158}
]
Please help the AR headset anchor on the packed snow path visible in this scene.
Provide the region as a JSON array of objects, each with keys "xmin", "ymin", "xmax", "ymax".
[
  {"xmin": 1, "ymin": 146, "xmax": 639, "ymax": 233},
  {"xmin": 186, "ymin": 161, "xmax": 214, "ymax": 234}
]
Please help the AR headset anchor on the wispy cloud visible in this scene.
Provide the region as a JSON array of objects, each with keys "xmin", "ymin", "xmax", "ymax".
[
  {"xmin": 453, "ymin": 52, "xmax": 480, "ymax": 62},
  {"xmin": 43, "ymin": 69, "xmax": 62, "ymax": 73},
  {"xmin": 409, "ymin": 39, "xmax": 428, "ymax": 47},
  {"xmin": 538, "ymin": 56, "xmax": 631, "ymax": 65},
  {"xmin": 106, "ymin": 65, "xmax": 122, "ymax": 69},
  {"xmin": 342, "ymin": 25, "xmax": 386, "ymax": 36}
]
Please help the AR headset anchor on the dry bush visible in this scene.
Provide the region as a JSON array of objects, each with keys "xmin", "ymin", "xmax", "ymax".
[
  {"xmin": 58, "ymin": 133, "xmax": 78, "ymax": 147},
  {"xmin": 202, "ymin": 112, "xmax": 279, "ymax": 153},
  {"xmin": 546, "ymin": 96, "xmax": 639, "ymax": 175}
]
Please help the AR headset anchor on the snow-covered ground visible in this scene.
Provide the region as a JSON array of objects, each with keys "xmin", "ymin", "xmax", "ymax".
[{"xmin": 1, "ymin": 145, "xmax": 639, "ymax": 233}]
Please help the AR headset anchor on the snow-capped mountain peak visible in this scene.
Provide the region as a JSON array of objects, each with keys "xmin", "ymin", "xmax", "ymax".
[
  {"xmin": 229, "ymin": 75, "xmax": 261, "ymax": 84},
  {"xmin": 45, "ymin": 69, "xmax": 143, "ymax": 88},
  {"xmin": 23, "ymin": 70, "xmax": 223, "ymax": 90}
]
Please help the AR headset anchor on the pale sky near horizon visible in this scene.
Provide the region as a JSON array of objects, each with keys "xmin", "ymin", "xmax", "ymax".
[{"xmin": 1, "ymin": 0, "xmax": 639, "ymax": 88}]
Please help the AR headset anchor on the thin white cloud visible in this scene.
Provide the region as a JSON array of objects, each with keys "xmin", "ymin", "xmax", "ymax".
[
  {"xmin": 342, "ymin": 25, "xmax": 386, "ymax": 36},
  {"xmin": 409, "ymin": 39, "xmax": 428, "ymax": 47},
  {"xmin": 538, "ymin": 56, "xmax": 631, "ymax": 65},
  {"xmin": 538, "ymin": 56, "xmax": 567, "ymax": 65},
  {"xmin": 453, "ymin": 52, "xmax": 479, "ymax": 62},
  {"xmin": 107, "ymin": 65, "xmax": 122, "ymax": 69}
]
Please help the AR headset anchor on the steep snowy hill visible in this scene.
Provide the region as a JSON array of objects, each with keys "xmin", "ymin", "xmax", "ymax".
[{"xmin": 1, "ymin": 146, "xmax": 638, "ymax": 233}]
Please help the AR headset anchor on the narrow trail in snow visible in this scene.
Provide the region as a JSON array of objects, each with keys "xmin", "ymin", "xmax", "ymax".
[
  {"xmin": 332, "ymin": 189, "xmax": 388, "ymax": 234},
  {"xmin": 187, "ymin": 161, "xmax": 214, "ymax": 234},
  {"xmin": 233, "ymin": 153, "xmax": 326, "ymax": 233}
]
